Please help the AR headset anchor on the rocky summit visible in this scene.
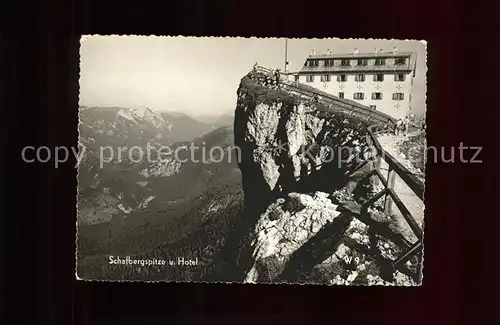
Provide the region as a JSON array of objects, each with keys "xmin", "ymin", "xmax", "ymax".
[{"xmin": 233, "ymin": 70, "xmax": 419, "ymax": 285}]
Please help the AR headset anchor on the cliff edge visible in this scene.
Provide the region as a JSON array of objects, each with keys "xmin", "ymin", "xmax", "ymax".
[{"xmin": 233, "ymin": 69, "xmax": 419, "ymax": 285}]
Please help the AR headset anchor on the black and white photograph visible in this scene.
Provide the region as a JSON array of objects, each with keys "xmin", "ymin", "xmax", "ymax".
[{"xmin": 76, "ymin": 36, "xmax": 427, "ymax": 285}]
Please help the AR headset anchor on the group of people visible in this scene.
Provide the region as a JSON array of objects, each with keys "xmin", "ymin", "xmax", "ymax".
[
  {"xmin": 395, "ymin": 114, "xmax": 425, "ymax": 136},
  {"xmin": 268, "ymin": 68, "xmax": 282, "ymax": 88},
  {"xmin": 251, "ymin": 63, "xmax": 282, "ymax": 89},
  {"xmin": 395, "ymin": 115, "xmax": 413, "ymax": 136}
]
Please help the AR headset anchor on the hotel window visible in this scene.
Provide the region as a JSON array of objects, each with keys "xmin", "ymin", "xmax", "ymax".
[
  {"xmin": 308, "ymin": 60, "xmax": 319, "ymax": 67},
  {"xmin": 374, "ymin": 58, "xmax": 385, "ymax": 66},
  {"xmin": 353, "ymin": 92, "xmax": 364, "ymax": 100},
  {"xmin": 340, "ymin": 59, "xmax": 351, "ymax": 66},
  {"xmin": 373, "ymin": 74, "xmax": 384, "ymax": 82},
  {"xmin": 372, "ymin": 92, "xmax": 383, "ymax": 100},
  {"xmin": 324, "ymin": 59, "xmax": 334, "ymax": 67},
  {"xmin": 320, "ymin": 75, "xmax": 331, "ymax": 82},
  {"xmin": 394, "ymin": 74, "xmax": 406, "ymax": 81},
  {"xmin": 393, "ymin": 93, "xmax": 404, "ymax": 100},
  {"xmin": 395, "ymin": 57, "xmax": 406, "ymax": 65},
  {"xmin": 306, "ymin": 75, "xmax": 314, "ymax": 82},
  {"xmin": 357, "ymin": 59, "xmax": 367, "ymax": 66},
  {"xmin": 338, "ymin": 92, "xmax": 344, "ymax": 99},
  {"xmin": 355, "ymin": 74, "xmax": 365, "ymax": 82},
  {"xmin": 337, "ymin": 74, "xmax": 347, "ymax": 82},
  {"xmin": 370, "ymin": 105, "xmax": 377, "ymax": 110}
]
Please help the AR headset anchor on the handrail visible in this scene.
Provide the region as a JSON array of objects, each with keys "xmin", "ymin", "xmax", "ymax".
[
  {"xmin": 367, "ymin": 125, "xmax": 425, "ymax": 200},
  {"xmin": 250, "ymin": 65, "xmax": 424, "ymax": 280},
  {"xmin": 364, "ymin": 124, "xmax": 424, "ymax": 280}
]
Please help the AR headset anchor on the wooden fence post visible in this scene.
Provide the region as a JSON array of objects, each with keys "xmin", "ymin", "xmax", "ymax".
[
  {"xmin": 372, "ymin": 155, "xmax": 382, "ymax": 186},
  {"xmin": 365, "ymin": 135, "xmax": 379, "ymax": 186},
  {"xmin": 384, "ymin": 168, "xmax": 396, "ymax": 214}
]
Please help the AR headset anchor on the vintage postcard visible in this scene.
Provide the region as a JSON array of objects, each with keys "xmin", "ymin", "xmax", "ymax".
[{"xmin": 76, "ymin": 36, "xmax": 427, "ymax": 285}]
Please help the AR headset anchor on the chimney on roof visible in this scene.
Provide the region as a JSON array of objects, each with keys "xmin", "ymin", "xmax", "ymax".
[
  {"xmin": 379, "ymin": 48, "xmax": 384, "ymax": 53},
  {"xmin": 311, "ymin": 49, "xmax": 316, "ymax": 55},
  {"xmin": 393, "ymin": 46, "xmax": 398, "ymax": 53},
  {"xmin": 326, "ymin": 48, "xmax": 331, "ymax": 55},
  {"xmin": 374, "ymin": 48, "xmax": 378, "ymax": 54},
  {"xmin": 353, "ymin": 48, "xmax": 359, "ymax": 54}
]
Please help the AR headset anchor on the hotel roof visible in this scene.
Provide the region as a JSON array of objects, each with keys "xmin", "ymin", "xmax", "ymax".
[
  {"xmin": 295, "ymin": 51, "xmax": 418, "ymax": 74},
  {"xmin": 307, "ymin": 51, "xmax": 415, "ymax": 60}
]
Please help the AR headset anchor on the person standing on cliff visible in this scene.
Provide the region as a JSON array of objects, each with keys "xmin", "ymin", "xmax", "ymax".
[
  {"xmin": 395, "ymin": 118, "xmax": 403, "ymax": 136},
  {"xmin": 409, "ymin": 114, "xmax": 416, "ymax": 127},
  {"xmin": 251, "ymin": 62, "xmax": 258, "ymax": 79},
  {"xmin": 420, "ymin": 119, "xmax": 426, "ymax": 132},
  {"xmin": 403, "ymin": 115, "xmax": 410, "ymax": 137},
  {"xmin": 267, "ymin": 69, "xmax": 275, "ymax": 86},
  {"xmin": 274, "ymin": 69, "xmax": 281, "ymax": 88}
]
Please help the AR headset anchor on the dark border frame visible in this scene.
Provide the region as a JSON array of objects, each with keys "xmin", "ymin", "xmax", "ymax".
[{"xmin": 3, "ymin": 0, "xmax": 499, "ymax": 324}]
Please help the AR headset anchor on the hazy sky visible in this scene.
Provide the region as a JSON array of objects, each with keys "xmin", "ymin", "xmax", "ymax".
[{"xmin": 80, "ymin": 36, "xmax": 427, "ymax": 117}]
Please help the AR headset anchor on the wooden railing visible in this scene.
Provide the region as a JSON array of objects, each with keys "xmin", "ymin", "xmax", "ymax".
[
  {"xmin": 364, "ymin": 124, "xmax": 424, "ymax": 279},
  {"xmin": 252, "ymin": 65, "xmax": 424, "ymax": 281}
]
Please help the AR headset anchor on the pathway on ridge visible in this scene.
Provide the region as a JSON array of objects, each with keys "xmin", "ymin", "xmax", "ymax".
[{"xmin": 376, "ymin": 132, "xmax": 425, "ymax": 241}]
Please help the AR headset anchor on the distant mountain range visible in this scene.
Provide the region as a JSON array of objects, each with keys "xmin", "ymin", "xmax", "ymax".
[
  {"xmin": 80, "ymin": 106, "xmax": 234, "ymax": 144},
  {"xmin": 77, "ymin": 106, "xmax": 243, "ymax": 280}
]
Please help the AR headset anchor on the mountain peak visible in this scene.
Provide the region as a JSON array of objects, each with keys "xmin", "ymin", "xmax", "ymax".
[
  {"xmin": 115, "ymin": 106, "xmax": 168, "ymax": 129},
  {"xmin": 130, "ymin": 106, "xmax": 152, "ymax": 117}
]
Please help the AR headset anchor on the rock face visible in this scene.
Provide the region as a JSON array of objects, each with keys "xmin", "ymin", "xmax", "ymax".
[
  {"xmin": 233, "ymin": 71, "xmax": 371, "ymax": 282},
  {"xmin": 234, "ymin": 73, "xmax": 370, "ymax": 216},
  {"xmin": 244, "ymin": 190, "xmax": 417, "ymax": 285},
  {"xmin": 234, "ymin": 70, "xmax": 420, "ymax": 285},
  {"xmin": 245, "ymin": 191, "xmax": 342, "ymax": 282}
]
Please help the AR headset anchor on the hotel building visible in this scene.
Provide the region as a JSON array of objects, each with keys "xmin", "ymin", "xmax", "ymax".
[{"xmin": 287, "ymin": 48, "xmax": 417, "ymax": 119}]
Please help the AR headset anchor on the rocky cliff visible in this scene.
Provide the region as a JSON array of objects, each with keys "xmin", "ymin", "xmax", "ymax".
[
  {"xmin": 234, "ymin": 70, "xmax": 419, "ymax": 285},
  {"xmin": 234, "ymin": 72, "xmax": 370, "ymax": 214}
]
